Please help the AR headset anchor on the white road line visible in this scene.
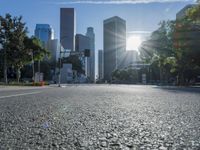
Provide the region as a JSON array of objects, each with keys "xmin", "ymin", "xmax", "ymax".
[{"xmin": 0, "ymin": 91, "xmax": 42, "ymax": 99}]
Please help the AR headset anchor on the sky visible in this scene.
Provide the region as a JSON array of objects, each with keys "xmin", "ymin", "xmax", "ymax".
[
  {"xmin": 0, "ymin": 0, "xmax": 196, "ymax": 50},
  {"xmin": 0, "ymin": 0, "xmax": 196, "ymax": 75}
]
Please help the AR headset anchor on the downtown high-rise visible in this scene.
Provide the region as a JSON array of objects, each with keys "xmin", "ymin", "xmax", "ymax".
[
  {"xmin": 34, "ymin": 24, "xmax": 54, "ymax": 47},
  {"xmin": 86, "ymin": 27, "xmax": 95, "ymax": 82},
  {"xmin": 60, "ymin": 8, "xmax": 76, "ymax": 51},
  {"xmin": 103, "ymin": 16, "xmax": 126, "ymax": 81}
]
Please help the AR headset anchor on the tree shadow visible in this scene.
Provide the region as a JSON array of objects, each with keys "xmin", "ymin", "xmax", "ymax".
[{"xmin": 154, "ymin": 86, "xmax": 200, "ymax": 94}]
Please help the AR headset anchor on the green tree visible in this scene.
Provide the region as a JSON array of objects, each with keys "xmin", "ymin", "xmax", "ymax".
[
  {"xmin": 0, "ymin": 14, "xmax": 15, "ymax": 84},
  {"xmin": 62, "ymin": 55, "xmax": 84, "ymax": 74},
  {"xmin": 139, "ymin": 21, "xmax": 175, "ymax": 83},
  {"xmin": 111, "ymin": 69, "xmax": 139, "ymax": 84},
  {"xmin": 173, "ymin": 13, "xmax": 200, "ymax": 85},
  {"xmin": 6, "ymin": 15, "xmax": 28, "ymax": 82},
  {"xmin": 0, "ymin": 14, "xmax": 50, "ymax": 83}
]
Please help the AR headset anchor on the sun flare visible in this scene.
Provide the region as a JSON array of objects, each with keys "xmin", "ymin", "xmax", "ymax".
[{"xmin": 126, "ymin": 36, "xmax": 142, "ymax": 51}]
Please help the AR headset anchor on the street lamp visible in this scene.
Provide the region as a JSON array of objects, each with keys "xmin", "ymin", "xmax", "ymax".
[
  {"xmin": 58, "ymin": 43, "xmax": 62, "ymax": 87},
  {"xmin": 29, "ymin": 51, "xmax": 35, "ymax": 82}
]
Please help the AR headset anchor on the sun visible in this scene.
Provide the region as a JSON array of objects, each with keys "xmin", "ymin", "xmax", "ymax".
[{"xmin": 126, "ymin": 36, "xmax": 142, "ymax": 51}]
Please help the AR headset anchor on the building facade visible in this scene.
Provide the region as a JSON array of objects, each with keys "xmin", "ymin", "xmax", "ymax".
[
  {"xmin": 85, "ymin": 27, "xmax": 95, "ymax": 82},
  {"xmin": 103, "ymin": 16, "xmax": 126, "ymax": 81},
  {"xmin": 122, "ymin": 50, "xmax": 139, "ymax": 69},
  {"xmin": 75, "ymin": 34, "xmax": 90, "ymax": 52},
  {"xmin": 75, "ymin": 34, "xmax": 90, "ymax": 75},
  {"xmin": 60, "ymin": 8, "xmax": 76, "ymax": 51},
  {"xmin": 34, "ymin": 24, "xmax": 54, "ymax": 47},
  {"xmin": 98, "ymin": 50, "xmax": 104, "ymax": 80},
  {"xmin": 46, "ymin": 39, "xmax": 60, "ymax": 62}
]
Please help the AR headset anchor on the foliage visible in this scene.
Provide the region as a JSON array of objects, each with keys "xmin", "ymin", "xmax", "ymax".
[
  {"xmin": 62, "ymin": 55, "xmax": 84, "ymax": 74},
  {"xmin": 0, "ymin": 13, "xmax": 50, "ymax": 82},
  {"xmin": 172, "ymin": 4, "xmax": 200, "ymax": 84},
  {"xmin": 139, "ymin": 6, "xmax": 200, "ymax": 85},
  {"xmin": 139, "ymin": 21, "xmax": 176, "ymax": 82},
  {"xmin": 112, "ymin": 69, "xmax": 139, "ymax": 83}
]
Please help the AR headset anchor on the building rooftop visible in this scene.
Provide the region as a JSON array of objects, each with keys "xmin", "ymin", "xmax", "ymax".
[{"xmin": 104, "ymin": 16, "xmax": 126, "ymax": 24}]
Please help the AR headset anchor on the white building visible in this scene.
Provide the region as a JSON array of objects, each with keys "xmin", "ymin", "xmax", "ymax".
[{"xmin": 60, "ymin": 64, "xmax": 73, "ymax": 83}]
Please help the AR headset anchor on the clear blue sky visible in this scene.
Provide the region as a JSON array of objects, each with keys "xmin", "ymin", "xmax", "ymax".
[{"xmin": 0, "ymin": 0, "xmax": 195, "ymax": 51}]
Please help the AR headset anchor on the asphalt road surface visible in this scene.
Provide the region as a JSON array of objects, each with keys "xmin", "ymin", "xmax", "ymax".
[{"xmin": 0, "ymin": 85, "xmax": 199, "ymax": 150}]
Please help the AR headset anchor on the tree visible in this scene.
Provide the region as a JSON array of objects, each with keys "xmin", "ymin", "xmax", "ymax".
[
  {"xmin": 0, "ymin": 14, "xmax": 15, "ymax": 84},
  {"xmin": 187, "ymin": 3, "xmax": 200, "ymax": 23},
  {"xmin": 111, "ymin": 69, "xmax": 139, "ymax": 84},
  {"xmin": 0, "ymin": 14, "xmax": 50, "ymax": 83},
  {"xmin": 139, "ymin": 21, "xmax": 175, "ymax": 83},
  {"xmin": 173, "ymin": 11, "xmax": 200, "ymax": 85},
  {"xmin": 6, "ymin": 15, "xmax": 28, "ymax": 82},
  {"xmin": 24, "ymin": 36, "xmax": 50, "ymax": 81},
  {"xmin": 62, "ymin": 55, "xmax": 84, "ymax": 74}
]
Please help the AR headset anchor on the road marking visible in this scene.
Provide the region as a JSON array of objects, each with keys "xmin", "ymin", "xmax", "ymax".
[{"xmin": 0, "ymin": 91, "xmax": 42, "ymax": 99}]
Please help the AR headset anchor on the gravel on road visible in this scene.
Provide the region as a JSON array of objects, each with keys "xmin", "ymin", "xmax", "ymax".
[{"xmin": 0, "ymin": 85, "xmax": 199, "ymax": 149}]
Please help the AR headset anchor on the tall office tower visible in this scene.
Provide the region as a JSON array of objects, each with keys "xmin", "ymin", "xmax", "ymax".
[
  {"xmin": 75, "ymin": 34, "xmax": 90, "ymax": 73},
  {"xmin": 75, "ymin": 34, "xmax": 90, "ymax": 52},
  {"xmin": 60, "ymin": 8, "xmax": 76, "ymax": 51},
  {"xmin": 46, "ymin": 39, "xmax": 60, "ymax": 62},
  {"xmin": 98, "ymin": 50, "xmax": 104, "ymax": 80},
  {"xmin": 103, "ymin": 16, "xmax": 126, "ymax": 81},
  {"xmin": 34, "ymin": 24, "xmax": 54, "ymax": 47},
  {"xmin": 86, "ymin": 27, "xmax": 95, "ymax": 82}
]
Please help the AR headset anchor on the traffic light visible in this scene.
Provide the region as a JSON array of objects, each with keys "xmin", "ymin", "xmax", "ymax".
[{"xmin": 84, "ymin": 49, "xmax": 90, "ymax": 57}]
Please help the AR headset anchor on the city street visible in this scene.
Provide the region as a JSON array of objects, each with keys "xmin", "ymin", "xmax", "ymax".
[{"xmin": 0, "ymin": 85, "xmax": 199, "ymax": 149}]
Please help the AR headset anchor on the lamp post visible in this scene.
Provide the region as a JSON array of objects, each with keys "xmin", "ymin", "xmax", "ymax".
[
  {"xmin": 58, "ymin": 43, "xmax": 62, "ymax": 87},
  {"xmin": 30, "ymin": 51, "xmax": 35, "ymax": 82}
]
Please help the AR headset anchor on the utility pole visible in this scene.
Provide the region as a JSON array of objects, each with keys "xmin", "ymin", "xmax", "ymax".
[
  {"xmin": 58, "ymin": 44, "xmax": 62, "ymax": 87},
  {"xmin": 31, "ymin": 52, "xmax": 35, "ymax": 82}
]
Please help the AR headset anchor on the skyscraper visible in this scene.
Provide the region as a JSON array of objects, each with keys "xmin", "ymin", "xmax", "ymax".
[
  {"xmin": 103, "ymin": 16, "xmax": 126, "ymax": 81},
  {"xmin": 46, "ymin": 39, "xmax": 60, "ymax": 62},
  {"xmin": 86, "ymin": 27, "xmax": 95, "ymax": 82},
  {"xmin": 75, "ymin": 34, "xmax": 90, "ymax": 74},
  {"xmin": 60, "ymin": 8, "xmax": 76, "ymax": 51},
  {"xmin": 75, "ymin": 34, "xmax": 90, "ymax": 52},
  {"xmin": 98, "ymin": 50, "xmax": 104, "ymax": 80},
  {"xmin": 34, "ymin": 24, "xmax": 54, "ymax": 47}
]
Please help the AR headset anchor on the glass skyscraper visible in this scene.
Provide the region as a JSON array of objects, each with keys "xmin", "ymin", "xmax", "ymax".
[
  {"xmin": 103, "ymin": 16, "xmax": 126, "ymax": 81},
  {"xmin": 86, "ymin": 27, "xmax": 95, "ymax": 82},
  {"xmin": 34, "ymin": 24, "xmax": 54, "ymax": 47},
  {"xmin": 60, "ymin": 8, "xmax": 76, "ymax": 51}
]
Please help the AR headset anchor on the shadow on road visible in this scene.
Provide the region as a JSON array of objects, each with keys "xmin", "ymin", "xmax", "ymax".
[{"xmin": 154, "ymin": 86, "xmax": 200, "ymax": 94}]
